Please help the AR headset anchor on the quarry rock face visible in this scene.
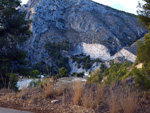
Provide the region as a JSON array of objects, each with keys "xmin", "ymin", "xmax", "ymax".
[{"xmin": 22, "ymin": 0, "xmax": 147, "ymax": 73}]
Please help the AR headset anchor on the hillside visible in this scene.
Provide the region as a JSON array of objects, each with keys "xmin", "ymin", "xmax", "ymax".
[{"xmin": 21, "ymin": 0, "xmax": 147, "ymax": 73}]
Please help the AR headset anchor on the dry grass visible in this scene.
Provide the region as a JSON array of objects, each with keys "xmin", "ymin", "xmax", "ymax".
[
  {"xmin": 108, "ymin": 87, "xmax": 137, "ymax": 113},
  {"xmin": 108, "ymin": 89, "xmax": 120, "ymax": 113},
  {"xmin": 73, "ymin": 81, "xmax": 84, "ymax": 105},
  {"xmin": 120, "ymin": 89, "xmax": 137, "ymax": 113},
  {"xmin": 0, "ymin": 78, "xmax": 139, "ymax": 113},
  {"xmin": 17, "ymin": 85, "xmax": 27, "ymax": 99},
  {"xmin": 95, "ymin": 85, "xmax": 105, "ymax": 105},
  {"xmin": 56, "ymin": 81, "xmax": 64, "ymax": 96},
  {"xmin": 81, "ymin": 87, "xmax": 94, "ymax": 108},
  {"xmin": 28, "ymin": 93, "xmax": 41, "ymax": 104},
  {"xmin": 62, "ymin": 85, "xmax": 73, "ymax": 104},
  {"xmin": 81, "ymin": 85, "xmax": 105, "ymax": 110},
  {"xmin": 1, "ymin": 93, "xmax": 16, "ymax": 101},
  {"xmin": 43, "ymin": 81, "xmax": 54, "ymax": 98}
]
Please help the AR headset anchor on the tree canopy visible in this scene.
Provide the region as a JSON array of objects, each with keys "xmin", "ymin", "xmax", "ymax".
[
  {"xmin": 0, "ymin": 0, "xmax": 31, "ymax": 89},
  {"xmin": 137, "ymin": 0, "xmax": 150, "ymax": 28},
  {"xmin": 133, "ymin": 0, "xmax": 150, "ymax": 89}
]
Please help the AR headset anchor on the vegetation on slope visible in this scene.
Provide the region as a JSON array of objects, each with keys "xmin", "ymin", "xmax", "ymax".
[
  {"xmin": 45, "ymin": 40, "xmax": 72, "ymax": 74},
  {"xmin": 87, "ymin": 61, "xmax": 132, "ymax": 84},
  {"xmin": 72, "ymin": 55, "xmax": 101, "ymax": 70}
]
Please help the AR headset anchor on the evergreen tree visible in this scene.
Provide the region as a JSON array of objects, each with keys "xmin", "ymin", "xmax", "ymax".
[
  {"xmin": 133, "ymin": 0, "xmax": 150, "ymax": 89},
  {"xmin": 137, "ymin": 0, "xmax": 150, "ymax": 28},
  {"xmin": 136, "ymin": 34, "xmax": 150, "ymax": 76},
  {"xmin": 0, "ymin": 0, "xmax": 31, "ymax": 89},
  {"xmin": 100, "ymin": 63, "xmax": 106, "ymax": 73}
]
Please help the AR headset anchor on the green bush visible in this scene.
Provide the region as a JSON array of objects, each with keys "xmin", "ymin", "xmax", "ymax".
[
  {"xmin": 31, "ymin": 70, "xmax": 40, "ymax": 77},
  {"xmin": 100, "ymin": 63, "xmax": 106, "ymax": 73},
  {"xmin": 95, "ymin": 58, "xmax": 101, "ymax": 63},
  {"xmin": 58, "ymin": 67, "xmax": 69, "ymax": 78},
  {"xmin": 8, "ymin": 73, "xmax": 18, "ymax": 91},
  {"xmin": 102, "ymin": 61, "xmax": 132, "ymax": 84},
  {"xmin": 132, "ymin": 67, "xmax": 150, "ymax": 89},
  {"xmin": 87, "ymin": 69, "xmax": 102, "ymax": 83},
  {"xmin": 28, "ymin": 79, "xmax": 42, "ymax": 88},
  {"xmin": 56, "ymin": 57, "xmax": 70, "ymax": 72},
  {"xmin": 145, "ymin": 78, "xmax": 150, "ymax": 89},
  {"xmin": 72, "ymin": 72, "xmax": 84, "ymax": 77}
]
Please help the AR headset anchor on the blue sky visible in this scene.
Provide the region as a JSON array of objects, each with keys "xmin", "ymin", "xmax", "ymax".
[
  {"xmin": 21, "ymin": 0, "xmax": 143, "ymax": 14},
  {"xmin": 93, "ymin": 0, "xmax": 143, "ymax": 14}
]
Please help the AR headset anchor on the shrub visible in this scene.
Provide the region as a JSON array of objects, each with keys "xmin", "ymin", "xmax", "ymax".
[
  {"xmin": 73, "ymin": 81, "xmax": 84, "ymax": 105},
  {"xmin": 56, "ymin": 81, "xmax": 64, "ymax": 96},
  {"xmin": 30, "ymin": 70, "xmax": 40, "ymax": 77},
  {"xmin": 133, "ymin": 67, "xmax": 150, "ymax": 89},
  {"xmin": 28, "ymin": 79, "xmax": 42, "ymax": 88},
  {"xmin": 43, "ymin": 81, "xmax": 54, "ymax": 98},
  {"xmin": 87, "ymin": 69, "xmax": 102, "ymax": 83},
  {"xmin": 32, "ymin": 61, "xmax": 49, "ymax": 75},
  {"xmin": 133, "ymin": 68, "xmax": 145, "ymax": 87},
  {"xmin": 8, "ymin": 73, "xmax": 18, "ymax": 91},
  {"xmin": 72, "ymin": 72, "xmax": 84, "ymax": 77},
  {"xmin": 62, "ymin": 85, "xmax": 73, "ymax": 104},
  {"xmin": 108, "ymin": 88, "xmax": 137, "ymax": 113},
  {"xmin": 120, "ymin": 89, "xmax": 137, "ymax": 113},
  {"xmin": 76, "ymin": 72, "xmax": 84, "ymax": 77},
  {"xmin": 103, "ymin": 61, "xmax": 132, "ymax": 84},
  {"xmin": 95, "ymin": 58, "xmax": 101, "ymax": 63},
  {"xmin": 58, "ymin": 67, "xmax": 69, "ymax": 78},
  {"xmin": 17, "ymin": 85, "xmax": 27, "ymax": 99},
  {"xmin": 81, "ymin": 85, "xmax": 104, "ymax": 110},
  {"xmin": 100, "ymin": 63, "xmax": 106, "ymax": 73}
]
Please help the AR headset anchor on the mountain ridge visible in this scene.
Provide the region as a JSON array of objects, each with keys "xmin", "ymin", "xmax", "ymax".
[{"xmin": 21, "ymin": 0, "xmax": 147, "ymax": 73}]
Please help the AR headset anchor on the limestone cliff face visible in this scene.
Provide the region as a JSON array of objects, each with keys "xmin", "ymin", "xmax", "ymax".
[{"xmin": 22, "ymin": 0, "xmax": 146, "ymax": 72}]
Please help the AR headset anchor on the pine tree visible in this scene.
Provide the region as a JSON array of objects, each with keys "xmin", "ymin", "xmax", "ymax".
[
  {"xmin": 0, "ymin": 0, "xmax": 31, "ymax": 89},
  {"xmin": 137, "ymin": 0, "xmax": 150, "ymax": 28},
  {"xmin": 133, "ymin": 0, "xmax": 150, "ymax": 89}
]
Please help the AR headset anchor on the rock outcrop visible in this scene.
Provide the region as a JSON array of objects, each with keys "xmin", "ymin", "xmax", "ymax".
[{"xmin": 21, "ymin": 0, "xmax": 147, "ymax": 73}]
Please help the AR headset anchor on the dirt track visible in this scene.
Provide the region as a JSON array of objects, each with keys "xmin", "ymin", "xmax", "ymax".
[{"xmin": 0, "ymin": 107, "xmax": 33, "ymax": 113}]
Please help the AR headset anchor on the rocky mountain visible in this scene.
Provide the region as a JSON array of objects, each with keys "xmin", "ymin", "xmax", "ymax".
[{"xmin": 21, "ymin": 0, "xmax": 147, "ymax": 73}]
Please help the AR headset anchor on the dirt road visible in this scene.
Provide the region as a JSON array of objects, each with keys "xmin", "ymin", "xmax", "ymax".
[{"xmin": 0, "ymin": 107, "xmax": 33, "ymax": 113}]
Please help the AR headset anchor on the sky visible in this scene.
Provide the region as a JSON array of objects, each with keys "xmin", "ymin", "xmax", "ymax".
[
  {"xmin": 21, "ymin": 0, "xmax": 143, "ymax": 14},
  {"xmin": 93, "ymin": 0, "xmax": 143, "ymax": 14}
]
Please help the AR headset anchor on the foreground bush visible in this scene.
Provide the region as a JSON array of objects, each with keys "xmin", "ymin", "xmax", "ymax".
[{"xmin": 73, "ymin": 81, "xmax": 84, "ymax": 105}]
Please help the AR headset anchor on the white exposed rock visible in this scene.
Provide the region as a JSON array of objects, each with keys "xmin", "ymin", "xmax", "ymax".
[
  {"xmin": 113, "ymin": 48, "xmax": 137, "ymax": 62},
  {"xmin": 73, "ymin": 42, "xmax": 137, "ymax": 62},
  {"xmin": 136, "ymin": 63, "xmax": 143, "ymax": 69},
  {"xmin": 73, "ymin": 42, "xmax": 111, "ymax": 61},
  {"xmin": 51, "ymin": 100, "xmax": 60, "ymax": 104}
]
